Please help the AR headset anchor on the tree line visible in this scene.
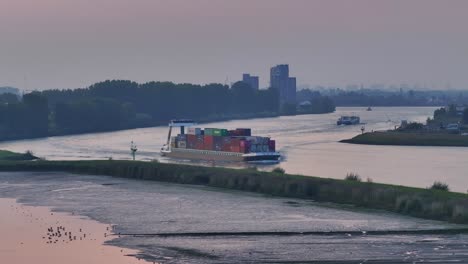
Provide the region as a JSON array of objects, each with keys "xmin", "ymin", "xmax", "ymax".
[
  {"xmin": 43, "ymin": 80, "xmax": 280, "ymax": 134},
  {"xmin": 0, "ymin": 80, "xmax": 279, "ymax": 139},
  {"xmin": 0, "ymin": 80, "xmax": 337, "ymax": 140},
  {"xmin": 295, "ymin": 89, "xmax": 336, "ymax": 114},
  {"xmin": 432, "ymin": 104, "xmax": 468, "ymax": 125},
  {"xmin": 0, "ymin": 93, "xmax": 48, "ymax": 140}
]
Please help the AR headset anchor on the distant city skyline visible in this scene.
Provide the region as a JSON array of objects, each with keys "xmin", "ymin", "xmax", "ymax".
[
  {"xmin": 271, "ymin": 64, "xmax": 297, "ymax": 105},
  {"xmin": 242, "ymin": 74, "xmax": 259, "ymax": 90},
  {"xmin": 1, "ymin": 0, "xmax": 468, "ymax": 90}
]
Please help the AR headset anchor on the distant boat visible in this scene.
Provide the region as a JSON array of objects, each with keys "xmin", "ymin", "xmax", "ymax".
[
  {"xmin": 367, "ymin": 107, "xmax": 372, "ymax": 111},
  {"xmin": 337, "ymin": 116, "xmax": 360, "ymax": 125}
]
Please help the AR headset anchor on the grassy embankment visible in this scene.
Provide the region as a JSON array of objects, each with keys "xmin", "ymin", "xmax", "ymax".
[
  {"xmin": 0, "ymin": 150, "xmax": 38, "ymax": 160},
  {"xmin": 341, "ymin": 131, "xmax": 468, "ymax": 147},
  {"xmin": 1, "ymin": 157, "xmax": 468, "ymax": 224}
]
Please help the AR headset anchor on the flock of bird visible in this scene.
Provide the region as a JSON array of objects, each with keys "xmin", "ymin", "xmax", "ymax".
[
  {"xmin": 43, "ymin": 225, "xmax": 95, "ymax": 244},
  {"xmin": 9, "ymin": 203, "xmax": 111, "ymax": 245}
]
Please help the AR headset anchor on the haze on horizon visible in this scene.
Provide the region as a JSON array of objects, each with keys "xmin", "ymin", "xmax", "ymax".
[{"xmin": 1, "ymin": 0, "xmax": 467, "ymax": 90}]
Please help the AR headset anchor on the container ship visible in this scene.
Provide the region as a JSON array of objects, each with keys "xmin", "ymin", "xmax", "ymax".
[
  {"xmin": 337, "ymin": 116, "xmax": 360, "ymax": 125},
  {"xmin": 160, "ymin": 120, "xmax": 280, "ymax": 162}
]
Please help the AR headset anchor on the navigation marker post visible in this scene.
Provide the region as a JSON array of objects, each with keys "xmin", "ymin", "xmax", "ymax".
[{"xmin": 130, "ymin": 141, "xmax": 138, "ymax": 161}]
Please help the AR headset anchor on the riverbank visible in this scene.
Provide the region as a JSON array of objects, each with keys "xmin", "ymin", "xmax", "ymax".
[
  {"xmin": 341, "ymin": 131, "xmax": 468, "ymax": 147},
  {"xmin": 1, "ymin": 159, "xmax": 468, "ymax": 224}
]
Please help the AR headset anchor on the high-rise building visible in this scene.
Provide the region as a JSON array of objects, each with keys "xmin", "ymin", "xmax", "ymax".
[
  {"xmin": 270, "ymin": 64, "xmax": 296, "ymax": 105},
  {"xmin": 242, "ymin": 74, "xmax": 259, "ymax": 90}
]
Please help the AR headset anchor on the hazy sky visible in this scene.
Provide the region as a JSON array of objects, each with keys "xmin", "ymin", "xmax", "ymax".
[{"xmin": 1, "ymin": 0, "xmax": 468, "ymax": 90}]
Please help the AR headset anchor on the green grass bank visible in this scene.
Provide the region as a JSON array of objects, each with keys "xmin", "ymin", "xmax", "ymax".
[
  {"xmin": 1, "ymin": 159, "xmax": 468, "ymax": 224},
  {"xmin": 0, "ymin": 150, "xmax": 38, "ymax": 161},
  {"xmin": 341, "ymin": 131, "xmax": 468, "ymax": 147}
]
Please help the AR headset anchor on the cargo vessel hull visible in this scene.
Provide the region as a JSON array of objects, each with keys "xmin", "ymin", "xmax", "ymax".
[{"xmin": 162, "ymin": 148, "xmax": 280, "ymax": 162}]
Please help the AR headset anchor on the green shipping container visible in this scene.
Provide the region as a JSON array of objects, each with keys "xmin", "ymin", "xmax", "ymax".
[
  {"xmin": 204, "ymin": 128, "xmax": 214, "ymax": 135},
  {"xmin": 209, "ymin": 128, "xmax": 229, "ymax": 136},
  {"xmin": 214, "ymin": 129, "xmax": 229, "ymax": 136},
  {"xmin": 212, "ymin": 129, "xmax": 221, "ymax": 136}
]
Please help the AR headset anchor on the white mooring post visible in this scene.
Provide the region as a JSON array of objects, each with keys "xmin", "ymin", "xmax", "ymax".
[{"xmin": 130, "ymin": 141, "xmax": 138, "ymax": 161}]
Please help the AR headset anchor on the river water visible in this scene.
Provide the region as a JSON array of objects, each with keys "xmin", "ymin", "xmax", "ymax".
[
  {"xmin": 1, "ymin": 106, "xmax": 467, "ymax": 191},
  {"xmin": 2, "ymin": 107, "xmax": 468, "ymax": 263}
]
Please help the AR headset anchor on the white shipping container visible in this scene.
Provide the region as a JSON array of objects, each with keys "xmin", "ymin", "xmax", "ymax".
[{"xmin": 187, "ymin": 127, "xmax": 202, "ymax": 135}]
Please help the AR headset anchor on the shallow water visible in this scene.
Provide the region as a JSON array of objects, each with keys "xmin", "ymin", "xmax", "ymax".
[
  {"xmin": 1, "ymin": 107, "xmax": 467, "ymax": 191},
  {"xmin": 1, "ymin": 171, "xmax": 468, "ymax": 263}
]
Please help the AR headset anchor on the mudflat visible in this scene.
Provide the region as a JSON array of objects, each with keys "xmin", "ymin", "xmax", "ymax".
[{"xmin": 0, "ymin": 198, "xmax": 150, "ymax": 264}]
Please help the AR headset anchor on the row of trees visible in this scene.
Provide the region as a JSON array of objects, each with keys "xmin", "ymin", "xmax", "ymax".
[
  {"xmin": 0, "ymin": 80, "xmax": 336, "ymax": 140},
  {"xmin": 54, "ymin": 99, "xmax": 136, "ymax": 133},
  {"xmin": 426, "ymin": 104, "xmax": 468, "ymax": 130},
  {"xmin": 464, "ymin": 109, "xmax": 468, "ymax": 124},
  {"xmin": 41, "ymin": 80, "xmax": 281, "ymax": 134},
  {"xmin": 433, "ymin": 105, "xmax": 457, "ymax": 119},
  {"xmin": 0, "ymin": 93, "xmax": 48, "ymax": 140},
  {"xmin": 295, "ymin": 89, "xmax": 336, "ymax": 114}
]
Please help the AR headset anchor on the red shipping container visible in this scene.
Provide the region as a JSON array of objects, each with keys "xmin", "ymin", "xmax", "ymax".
[
  {"xmin": 240, "ymin": 140, "xmax": 246, "ymax": 147},
  {"xmin": 195, "ymin": 142, "xmax": 204, "ymax": 150},
  {"xmin": 186, "ymin": 134, "xmax": 197, "ymax": 149},
  {"xmin": 221, "ymin": 144, "xmax": 231, "ymax": 152},
  {"xmin": 231, "ymin": 138, "xmax": 241, "ymax": 145},
  {"xmin": 221, "ymin": 138, "xmax": 233, "ymax": 151},
  {"xmin": 204, "ymin": 135, "xmax": 214, "ymax": 150},
  {"xmin": 268, "ymin": 140, "xmax": 276, "ymax": 152},
  {"xmin": 230, "ymin": 146, "xmax": 241, "ymax": 153},
  {"xmin": 220, "ymin": 138, "xmax": 237, "ymax": 152},
  {"xmin": 194, "ymin": 135, "xmax": 204, "ymax": 150}
]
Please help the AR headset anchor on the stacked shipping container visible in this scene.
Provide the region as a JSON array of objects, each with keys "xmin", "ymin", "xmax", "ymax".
[
  {"xmin": 173, "ymin": 128, "xmax": 276, "ymax": 153},
  {"xmin": 187, "ymin": 127, "xmax": 202, "ymax": 135}
]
